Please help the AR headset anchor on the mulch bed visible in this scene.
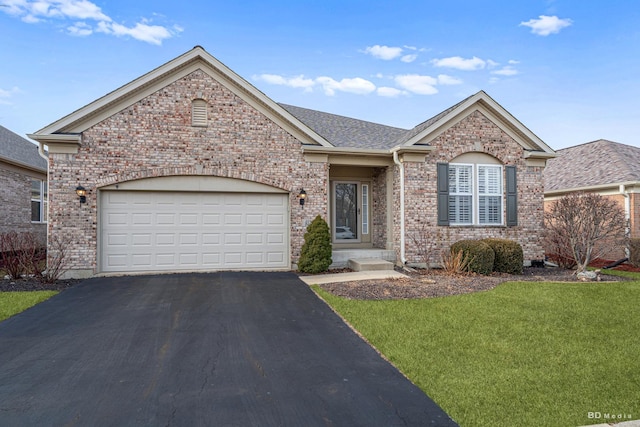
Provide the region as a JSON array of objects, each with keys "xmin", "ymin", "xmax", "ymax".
[
  {"xmin": 316, "ymin": 265, "xmax": 634, "ymax": 300},
  {"xmin": 0, "ymin": 277, "xmax": 82, "ymax": 292}
]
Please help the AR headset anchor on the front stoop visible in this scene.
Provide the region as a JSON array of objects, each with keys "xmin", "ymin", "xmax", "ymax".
[
  {"xmin": 348, "ymin": 258, "xmax": 395, "ymax": 272},
  {"xmin": 330, "ymin": 249, "xmax": 396, "ymax": 269}
]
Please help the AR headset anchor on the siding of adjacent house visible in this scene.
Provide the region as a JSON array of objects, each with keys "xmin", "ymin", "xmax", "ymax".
[{"xmin": 0, "ymin": 126, "xmax": 47, "ymax": 245}]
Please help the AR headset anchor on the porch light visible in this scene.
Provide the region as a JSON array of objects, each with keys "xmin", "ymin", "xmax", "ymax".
[
  {"xmin": 75, "ymin": 186, "xmax": 87, "ymax": 204},
  {"xmin": 298, "ymin": 189, "xmax": 307, "ymax": 207}
]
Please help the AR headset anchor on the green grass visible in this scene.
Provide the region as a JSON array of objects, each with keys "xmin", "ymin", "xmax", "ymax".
[
  {"xmin": 0, "ymin": 291, "xmax": 58, "ymax": 322},
  {"xmin": 314, "ymin": 278, "xmax": 640, "ymax": 427}
]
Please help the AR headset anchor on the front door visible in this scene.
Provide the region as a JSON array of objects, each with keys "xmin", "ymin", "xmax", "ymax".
[{"xmin": 333, "ymin": 181, "xmax": 370, "ymax": 243}]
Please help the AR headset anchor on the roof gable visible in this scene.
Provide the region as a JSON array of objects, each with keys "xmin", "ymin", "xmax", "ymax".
[
  {"xmin": 0, "ymin": 125, "xmax": 47, "ymax": 172},
  {"xmin": 544, "ymin": 139, "xmax": 640, "ymax": 192},
  {"xmin": 30, "ymin": 46, "xmax": 332, "ymax": 148},
  {"xmin": 397, "ymin": 91, "xmax": 555, "ymax": 156}
]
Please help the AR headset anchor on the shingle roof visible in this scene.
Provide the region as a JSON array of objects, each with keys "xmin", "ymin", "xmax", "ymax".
[
  {"xmin": 393, "ymin": 95, "xmax": 471, "ymax": 146},
  {"xmin": 543, "ymin": 139, "xmax": 640, "ymax": 191},
  {"xmin": 0, "ymin": 125, "xmax": 47, "ymax": 172},
  {"xmin": 278, "ymin": 103, "xmax": 408, "ymax": 149}
]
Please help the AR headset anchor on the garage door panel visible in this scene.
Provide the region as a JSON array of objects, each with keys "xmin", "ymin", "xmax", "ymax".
[{"xmin": 101, "ymin": 190, "xmax": 288, "ymax": 272}]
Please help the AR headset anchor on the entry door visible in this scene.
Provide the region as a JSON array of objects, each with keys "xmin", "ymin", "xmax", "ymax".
[{"xmin": 333, "ymin": 181, "xmax": 370, "ymax": 243}]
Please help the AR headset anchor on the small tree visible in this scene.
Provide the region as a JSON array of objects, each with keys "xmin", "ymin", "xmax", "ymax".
[
  {"xmin": 544, "ymin": 192, "xmax": 627, "ymax": 273},
  {"xmin": 298, "ymin": 215, "xmax": 332, "ymax": 274}
]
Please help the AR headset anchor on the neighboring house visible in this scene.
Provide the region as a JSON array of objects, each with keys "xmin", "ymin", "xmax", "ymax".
[
  {"xmin": 0, "ymin": 125, "xmax": 48, "ymax": 245},
  {"xmin": 29, "ymin": 46, "xmax": 555, "ymax": 279},
  {"xmin": 543, "ymin": 139, "xmax": 640, "ymax": 258}
]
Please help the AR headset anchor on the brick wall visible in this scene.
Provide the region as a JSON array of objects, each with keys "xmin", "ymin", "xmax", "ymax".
[
  {"xmin": 399, "ymin": 110, "xmax": 546, "ymax": 265},
  {"xmin": 47, "ymin": 69, "xmax": 328, "ymax": 274},
  {"xmin": 0, "ymin": 165, "xmax": 47, "ymax": 245}
]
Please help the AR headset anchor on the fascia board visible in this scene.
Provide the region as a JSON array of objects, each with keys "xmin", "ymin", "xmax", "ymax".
[
  {"xmin": 0, "ymin": 156, "xmax": 47, "ymax": 174},
  {"xmin": 302, "ymin": 145, "xmax": 390, "ymax": 157},
  {"xmin": 544, "ymin": 181, "xmax": 640, "ymax": 196},
  {"xmin": 32, "ymin": 47, "xmax": 332, "ymax": 148},
  {"xmin": 401, "ymin": 91, "xmax": 555, "ymax": 155}
]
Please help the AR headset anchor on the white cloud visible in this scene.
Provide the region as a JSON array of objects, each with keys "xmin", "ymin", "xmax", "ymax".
[
  {"xmin": 253, "ymin": 74, "xmax": 315, "ymax": 92},
  {"xmin": 377, "ymin": 87, "xmax": 404, "ymax": 97},
  {"xmin": 363, "ymin": 45, "xmax": 403, "ymax": 60},
  {"xmin": 394, "ymin": 74, "xmax": 439, "ymax": 95},
  {"xmin": 316, "ymin": 76, "xmax": 376, "ymax": 96},
  {"xmin": 0, "ymin": 0, "xmax": 179, "ymax": 44},
  {"xmin": 431, "ymin": 56, "xmax": 486, "ymax": 71},
  {"xmin": 437, "ymin": 74, "xmax": 463, "ymax": 85},
  {"xmin": 97, "ymin": 21, "xmax": 175, "ymax": 45},
  {"xmin": 520, "ymin": 15, "xmax": 572, "ymax": 36},
  {"xmin": 0, "ymin": 86, "xmax": 21, "ymax": 105},
  {"xmin": 508, "ymin": 59, "xmax": 520, "ymax": 65},
  {"xmin": 401, "ymin": 54, "xmax": 417, "ymax": 63},
  {"xmin": 491, "ymin": 66, "xmax": 518, "ymax": 76},
  {"xmin": 67, "ymin": 21, "xmax": 92, "ymax": 36}
]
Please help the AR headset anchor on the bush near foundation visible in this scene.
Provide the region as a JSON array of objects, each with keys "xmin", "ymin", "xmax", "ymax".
[
  {"xmin": 298, "ymin": 215, "xmax": 332, "ymax": 274},
  {"xmin": 482, "ymin": 238, "xmax": 524, "ymax": 275},
  {"xmin": 450, "ymin": 239, "xmax": 495, "ymax": 275},
  {"xmin": 630, "ymin": 238, "xmax": 640, "ymax": 268}
]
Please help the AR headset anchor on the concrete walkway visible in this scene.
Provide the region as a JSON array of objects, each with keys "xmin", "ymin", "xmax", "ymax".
[{"xmin": 298, "ymin": 270, "xmax": 408, "ymax": 285}]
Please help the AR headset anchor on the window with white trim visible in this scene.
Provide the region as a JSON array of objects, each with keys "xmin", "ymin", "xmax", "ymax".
[
  {"xmin": 448, "ymin": 164, "xmax": 503, "ymax": 225},
  {"xmin": 31, "ymin": 179, "xmax": 47, "ymax": 223}
]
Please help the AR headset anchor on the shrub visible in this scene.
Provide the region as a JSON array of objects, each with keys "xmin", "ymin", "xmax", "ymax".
[
  {"xmin": 441, "ymin": 248, "xmax": 472, "ymax": 275},
  {"xmin": 298, "ymin": 215, "xmax": 332, "ymax": 274},
  {"xmin": 450, "ymin": 240, "xmax": 495, "ymax": 275},
  {"xmin": 630, "ymin": 238, "xmax": 640, "ymax": 268},
  {"xmin": 482, "ymin": 238, "xmax": 523, "ymax": 275},
  {"xmin": 0, "ymin": 231, "xmax": 45, "ymax": 279}
]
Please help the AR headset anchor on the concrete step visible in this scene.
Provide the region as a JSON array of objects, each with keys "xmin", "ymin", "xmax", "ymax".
[
  {"xmin": 348, "ymin": 258, "xmax": 395, "ymax": 272},
  {"xmin": 330, "ymin": 249, "xmax": 396, "ymax": 269}
]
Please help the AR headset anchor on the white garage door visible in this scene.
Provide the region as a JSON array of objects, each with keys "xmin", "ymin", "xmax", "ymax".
[{"xmin": 100, "ymin": 191, "xmax": 289, "ymax": 273}]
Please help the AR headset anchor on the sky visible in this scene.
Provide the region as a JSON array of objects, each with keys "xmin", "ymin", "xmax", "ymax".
[{"xmin": 1, "ymin": 0, "xmax": 639, "ymax": 150}]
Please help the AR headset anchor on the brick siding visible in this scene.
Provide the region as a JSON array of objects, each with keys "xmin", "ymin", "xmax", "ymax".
[
  {"xmin": 398, "ymin": 110, "xmax": 546, "ymax": 265},
  {"xmin": 47, "ymin": 70, "xmax": 328, "ymax": 274},
  {"xmin": 0, "ymin": 166, "xmax": 47, "ymax": 245}
]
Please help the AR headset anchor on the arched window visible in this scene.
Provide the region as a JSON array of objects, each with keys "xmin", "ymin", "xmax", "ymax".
[
  {"xmin": 191, "ymin": 98, "xmax": 207, "ymax": 127},
  {"xmin": 437, "ymin": 153, "xmax": 517, "ymax": 227}
]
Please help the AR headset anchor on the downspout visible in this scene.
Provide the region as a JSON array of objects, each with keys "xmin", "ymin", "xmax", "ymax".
[
  {"xmin": 393, "ymin": 151, "xmax": 407, "ymax": 264},
  {"xmin": 620, "ymin": 184, "xmax": 631, "ymax": 258}
]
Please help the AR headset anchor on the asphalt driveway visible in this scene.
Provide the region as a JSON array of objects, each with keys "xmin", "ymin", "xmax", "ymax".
[{"xmin": 0, "ymin": 272, "xmax": 457, "ymax": 426}]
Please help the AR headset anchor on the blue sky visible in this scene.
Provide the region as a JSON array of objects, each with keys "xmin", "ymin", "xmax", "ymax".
[{"xmin": 1, "ymin": 0, "xmax": 639, "ymax": 149}]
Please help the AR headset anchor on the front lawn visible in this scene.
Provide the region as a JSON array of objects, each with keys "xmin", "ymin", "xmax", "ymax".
[
  {"xmin": 314, "ymin": 278, "xmax": 640, "ymax": 427},
  {"xmin": 0, "ymin": 291, "xmax": 58, "ymax": 322}
]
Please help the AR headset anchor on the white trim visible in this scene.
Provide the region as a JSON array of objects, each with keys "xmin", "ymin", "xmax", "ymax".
[{"xmin": 29, "ymin": 46, "xmax": 333, "ymax": 148}]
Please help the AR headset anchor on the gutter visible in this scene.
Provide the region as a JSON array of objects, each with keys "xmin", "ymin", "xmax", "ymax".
[
  {"xmin": 620, "ymin": 184, "xmax": 631, "ymax": 258},
  {"xmin": 392, "ymin": 151, "xmax": 407, "ymax": 265}
]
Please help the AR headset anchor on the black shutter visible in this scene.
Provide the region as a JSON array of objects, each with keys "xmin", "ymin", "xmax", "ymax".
[
  {"xmin": 506, "ymin": 165, "xmax": 517, "ymax": 226},
  {"xmin": 437, "ymin": 163, "xmax": 449, "ymax": 226}
]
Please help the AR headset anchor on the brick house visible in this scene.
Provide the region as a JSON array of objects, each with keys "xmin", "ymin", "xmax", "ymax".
[
  {"xmin": 0, "ymin": 125, "xmax": 48, "ymax": 245},
  {"xmin": 29, "ymin": 46, "xmax": 555, "ymax": 279},
  {"xmin": 543, "ymin": 139, "xmax": 640, "ymax": 259}
]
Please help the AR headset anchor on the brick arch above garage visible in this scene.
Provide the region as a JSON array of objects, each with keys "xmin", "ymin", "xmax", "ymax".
[{"xmin": 95, "ymin": 167, "xmax": 293, "ymax": 193}]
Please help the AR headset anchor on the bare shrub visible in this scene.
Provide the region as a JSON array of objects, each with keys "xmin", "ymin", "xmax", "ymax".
[
  {"xmin": 409, "ymin": 223, "xmax": 439, "ymax": 269},
  {"xmin": 544, "ymin": 192, "xmax": 628, "ymax": 273},
  {"xmin": 40, "ymin": 235, "xmax": 71, "ymax": 283},
  {"xmin": 441, "ymin": 249, "xmax": 472, "ymax": 275},
  {"xmin": 0, "ymin": 232, "xmax": 24, "ymax": 279}
]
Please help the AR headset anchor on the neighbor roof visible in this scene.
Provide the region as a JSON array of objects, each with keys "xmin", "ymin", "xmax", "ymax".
[
  {"xmin": 0, "ymin": 125, "xmax": 47, "ymax": 172},
  {"xmin": 544, "ymin": 139, "xmax": 640, "ymax": 192}
]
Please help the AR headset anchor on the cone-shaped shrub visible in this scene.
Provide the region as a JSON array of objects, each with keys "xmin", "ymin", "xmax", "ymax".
[{"xmin": 298, "ymin": 215, "xmax": 332, "ymax": 274}]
